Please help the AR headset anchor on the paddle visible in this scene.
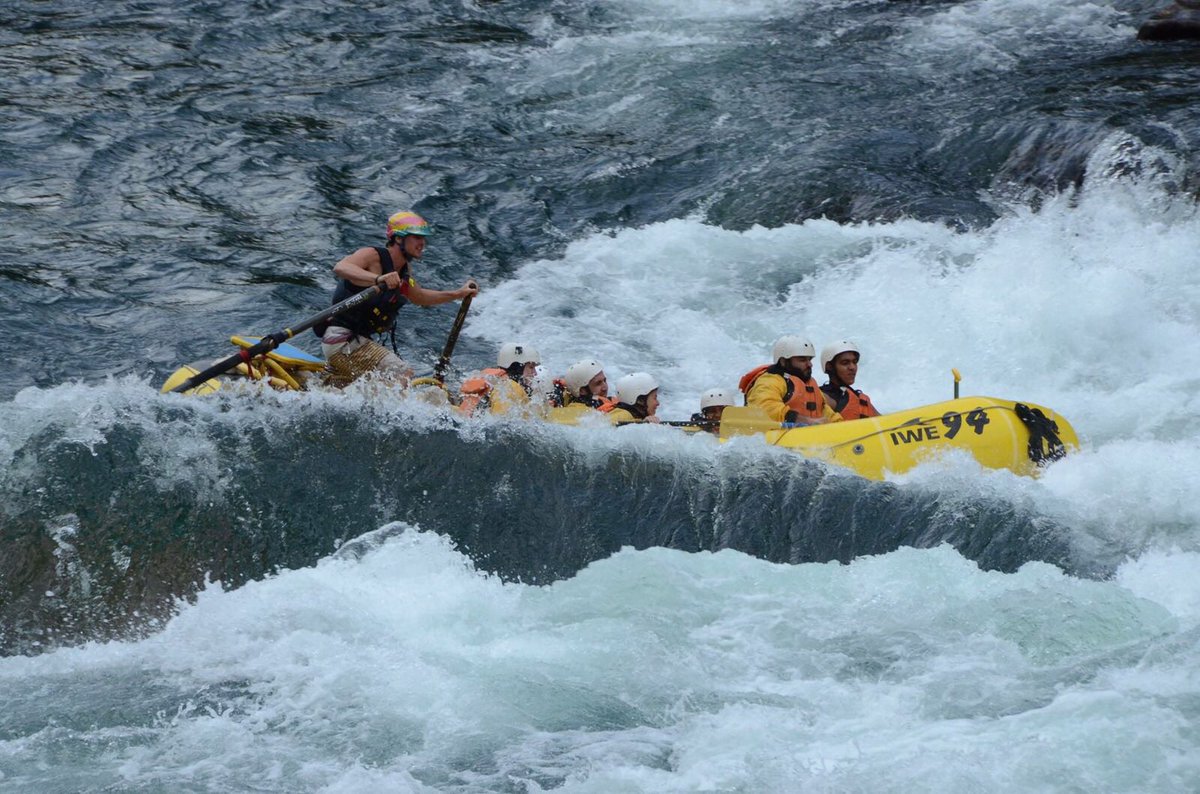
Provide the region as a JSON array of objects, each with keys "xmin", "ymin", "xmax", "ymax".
[
  {"xmin": 167, "ymin": 284, "xmax": 386, "ymax": 394},
  {"xmin": 952, "ymin": 367, "xmax": 962, "ymax": 398},
  {"xmin": 613, "ymin": 419, "xmax": 716, "ymax": 429},
  {"xmin": 432, "ymin": 287, "xmax": 474, "ymax": 383},
  {"xmin": 616, "ymin": 408, "xmax": 784, "ymax": 435}
]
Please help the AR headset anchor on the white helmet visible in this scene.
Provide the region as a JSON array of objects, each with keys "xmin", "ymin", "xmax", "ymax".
[
  {"xmin": 771, "ymin": 335, "xmax": 816, "ymax": 362},
  {"xmin": 497, "ymin": 342, "xmax": 540, "ymax": 369},
  {"xmin": 820, "ymin": 340, "xmax": 860, "ymax": 373},
  {"xmin": 564, "ymin": 359, "xmax": 604, "ymax": 397},
  {"xmin": 615, "ymin": 372, "xmax": 659, "ymax": 405},
  {"xmin": 700, "ymin": 387, "xmax": 736, "ymax": 410}
]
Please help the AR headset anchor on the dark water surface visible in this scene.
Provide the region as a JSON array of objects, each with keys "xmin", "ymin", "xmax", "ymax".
[{"xmin": 3, "ymin": 0, "xmax": 1194, "ymax": 394}]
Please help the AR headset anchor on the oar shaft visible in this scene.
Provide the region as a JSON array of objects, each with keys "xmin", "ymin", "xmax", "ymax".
[
  {"xmin": 433, "ymin": 292, "xmax": 473, "ymax": 382},
  {"xmin": 614, "ymin": 419, "xmax": 716, "ymax": 429},
  {"xmin": 168, "ymin": 284, "xmax": 384, "ymax": 394}
]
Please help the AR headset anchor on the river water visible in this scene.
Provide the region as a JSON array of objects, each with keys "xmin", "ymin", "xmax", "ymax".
[{"xmin": 2, "ymin": 1, "xmax": 1199, "ymax": 791}]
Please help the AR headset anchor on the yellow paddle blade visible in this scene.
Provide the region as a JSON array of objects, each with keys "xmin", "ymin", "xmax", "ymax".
[
  {"xmin": 161, "ymin": 365, "xmax": 223, "ymax": 395},
  {"xmin": 718, "ymin": 406, "xmax": 781, "ymax": 438}
]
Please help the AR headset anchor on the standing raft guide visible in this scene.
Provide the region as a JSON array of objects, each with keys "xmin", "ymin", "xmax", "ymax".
[{"xmin": 161, "ymin": 211, "xmax": 1080, "ymax": 481}]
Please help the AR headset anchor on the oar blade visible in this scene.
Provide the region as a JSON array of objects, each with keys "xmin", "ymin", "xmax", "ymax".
[{"xmin": 161, "ymin": 363, "xmax": 224, "ymax": 395}]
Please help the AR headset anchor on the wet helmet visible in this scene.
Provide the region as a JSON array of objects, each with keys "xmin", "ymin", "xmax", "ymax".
[
  {"xmin": 387, "ymin": 211, "xmax": 431, "ymax": 239},
  {"xmin": 564, "ymin": 359, "xmax": 604, "ymax": 397},
  {"xmin": 615, "ymin": 372, "xmax": 659, "ymax": 405},
  {"xmin": 497, "ymin": 342, "xmax": 540, "ymax": 369},
  {"xmin": 771, "ymin": 335, "xmax": 816, "ymax": 362},
  {"xmin": 700, "ymin": 387, "xmax": 736, "ymax": 410},
  {"xmin": 820, "ymin": 340, "xmax": 860, "ymax": 374}
]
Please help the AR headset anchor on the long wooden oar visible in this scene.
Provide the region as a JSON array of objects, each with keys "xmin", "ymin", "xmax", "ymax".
[
  {"xmin": 167, "ymin": 285, "xmax": 385, "ymax": 394},
  {"xmin": 432, "ymin": 289, "xmax": 474, "ymax": 383}
]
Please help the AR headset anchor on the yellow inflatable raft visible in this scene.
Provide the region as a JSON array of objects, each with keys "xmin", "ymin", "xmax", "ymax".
[
  {"xmin": 548, "ymin": 397, "xmax": 1079, "ymax": 480},
  {"xmin": 161, "ymin": 336, "xmax": 1078, "ymax": 481}
]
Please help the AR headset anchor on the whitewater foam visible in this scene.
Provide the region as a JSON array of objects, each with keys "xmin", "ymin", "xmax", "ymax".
[{"xmin": 2, "ymin": 528, "xmax": 1193, "ymax": 792}]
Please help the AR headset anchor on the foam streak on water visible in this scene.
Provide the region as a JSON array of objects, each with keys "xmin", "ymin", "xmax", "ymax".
[{"xmin": 1, "ymin": 527, "xmax": 1196, "ymax": 792}]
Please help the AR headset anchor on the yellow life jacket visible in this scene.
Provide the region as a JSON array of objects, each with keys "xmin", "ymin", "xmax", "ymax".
[{"xmin": 739, "ymin": 364, "xmax": 828, "ymax": 421}]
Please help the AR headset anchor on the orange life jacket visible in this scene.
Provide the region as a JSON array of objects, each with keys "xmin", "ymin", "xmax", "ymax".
[
  {"xmin": 821, "ymin": 383, "xmax": 880, "ymax": 420},
  {"xmin": 738, "ymin": 364, "xmax": 827, "ymax": 420},
  {"xmin": 458, "ymin": 367, "xmax": 507, "ymax": 416}
]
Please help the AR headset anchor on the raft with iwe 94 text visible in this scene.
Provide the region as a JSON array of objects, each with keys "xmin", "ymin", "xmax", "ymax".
[
  {"xmin": 545, "ymin": 395, "xmax": 1077, "ymax": 481},
  {"xmin": 721, "ymin": 398, "xmax": 1075, "ymax": 480}
]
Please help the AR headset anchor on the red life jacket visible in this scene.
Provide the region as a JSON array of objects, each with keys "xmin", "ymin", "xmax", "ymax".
[{"xmin": 738, "ymin": 364, "xmax": 826, "ymax": 420}]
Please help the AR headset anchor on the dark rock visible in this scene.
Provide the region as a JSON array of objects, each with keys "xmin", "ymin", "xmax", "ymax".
[{"xmin": 1138, "ymin": 2, "xmax": 1200, "ymax": 41}]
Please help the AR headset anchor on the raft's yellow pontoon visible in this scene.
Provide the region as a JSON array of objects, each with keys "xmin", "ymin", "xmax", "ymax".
[
  {"xmin": 548, "ymin": 398, "xmax": 1078, "ymax": 481},
  {"xmin": 730, "ymin": 398, "xmax": 1076, "ymax": 479}
]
